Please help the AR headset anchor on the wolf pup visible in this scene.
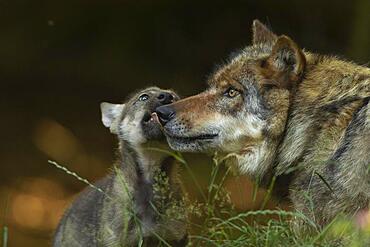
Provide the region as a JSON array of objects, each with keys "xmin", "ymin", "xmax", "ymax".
[
  {"xmin": 54, "ymin": 87, "xmax": 188, "ymax": 246},
  {"xmin": 154, "ymin": 20, "xmax": 370, "ymax": 229}
]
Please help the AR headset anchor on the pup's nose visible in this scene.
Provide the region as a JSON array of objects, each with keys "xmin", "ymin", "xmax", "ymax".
[
  {"xmin": 157, "ymin": 92, "xmax": 174, "ymax": 105},
  {"xmin": 155, "ymin": 105, "xmax": 175, "ymax": 125}
]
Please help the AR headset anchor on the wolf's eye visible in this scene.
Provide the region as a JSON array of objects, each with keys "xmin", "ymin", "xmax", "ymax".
[
  {"xmin": 224, "ymin": 88, "xmax": 239, "ymax": 98},
  {"xmin": 139, "ymin": 94, "xmax": 149, "ymax": 101}
]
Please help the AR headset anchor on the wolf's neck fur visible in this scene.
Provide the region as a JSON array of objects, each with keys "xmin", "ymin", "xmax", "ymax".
[
  {"xmin": 274, "ymin": 53, "xmax": 370, "ymax": 175},
  {"xmin": 226, "ymin": 140, "xmax": 277, "ymax": 181},
  {"xmin": 118, "ymin": 140, "xmax": 170, "ymax": 183},
  {"xmin": 113, "ymin": 139, "xmax": 180, "ymax": 232}
]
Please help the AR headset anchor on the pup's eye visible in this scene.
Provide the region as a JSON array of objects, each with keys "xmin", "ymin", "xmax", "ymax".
[
  {"xmin": 139, "ymin": 94, "xmax": 149, "ymax": 101},
  {"xmin": 224, "ymin": 87, "xmax": 239, "ymax": 98}
]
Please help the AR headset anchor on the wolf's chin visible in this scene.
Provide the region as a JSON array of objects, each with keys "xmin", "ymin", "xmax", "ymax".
[
  {"xmin": 166, "ymin": 136, "xmax": 217, "ymax": 153},
  {"xmin": 141, "ymin": 122, "xmax": 164, "ymax": 141}
]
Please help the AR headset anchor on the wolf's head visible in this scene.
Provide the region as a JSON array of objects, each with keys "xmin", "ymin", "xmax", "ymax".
[
  {"xmin": 101, "ymin": 87, "xmax": 179, "ymax": 146},
  {"xmin": 155, "ymin": 20, "xmax": 306, "ymax": 176}
]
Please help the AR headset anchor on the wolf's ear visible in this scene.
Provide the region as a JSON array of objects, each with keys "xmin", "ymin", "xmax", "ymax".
[
  {"xmin": 267, "ymin": 35, "xmax": 306, "ymax": 87},
  {"xmin": 252, "ymin": 19, "xmax": 277, "ymax": 45},
  {"xmin": 100, "ymin": 102, "xmax": 125, "ymax": 129}
]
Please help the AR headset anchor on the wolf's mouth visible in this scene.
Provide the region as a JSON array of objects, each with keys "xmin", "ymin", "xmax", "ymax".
[
  {"xmin": 142, "ymin": 112, "xmax": 156, "ymax": 123},
  {"xmin": 151, "ymin": 112, "xmax": 218, "ymax": 141},
  {"xmin": 166, "ymin": 133, "xmax": 219, "ymax": 142}
]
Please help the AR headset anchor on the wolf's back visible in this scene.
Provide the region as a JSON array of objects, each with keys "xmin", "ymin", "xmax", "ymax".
[{"xmin": 53, "ymin": 176, "xmax": 112, "ymax": 247}]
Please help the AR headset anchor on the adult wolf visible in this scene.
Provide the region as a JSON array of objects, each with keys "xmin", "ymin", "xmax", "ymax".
[{"xmin": 154, "ymin": 20, "xmax": 370, "ymax": 228}]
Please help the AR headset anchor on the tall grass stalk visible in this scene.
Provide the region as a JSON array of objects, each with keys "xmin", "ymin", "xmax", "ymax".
[
  {"xmin": 1, "ymin": 191, "xmax": 9, "ymax": 247},
  {"xmin": 48, "ymin": 160, "xmax": 109, "ymax": 198}
]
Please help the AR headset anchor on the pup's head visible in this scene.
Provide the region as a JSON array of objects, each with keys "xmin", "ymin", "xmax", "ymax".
[
  {"xmin": 101, "ymin": 87, "xmax": 179, "ymax": 146},
  {"xmin": 154, "ymin": 20, "xmax": 306, "ymax": 174}
]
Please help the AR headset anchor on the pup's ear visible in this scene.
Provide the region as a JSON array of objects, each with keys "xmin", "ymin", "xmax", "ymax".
[
  {"xmin": 265, "ymin": 35, "xmax": 306, "ymax": 88},
  {"xmin": 252, "ymin": 19, "xmax": 277, "ymax": 45},
  {"xmin": 100, "ymin": 102, "xmax": 125, "ymax": 130}
]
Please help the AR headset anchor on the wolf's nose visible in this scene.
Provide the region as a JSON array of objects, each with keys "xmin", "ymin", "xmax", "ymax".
[
  {"xmin": 155, "ymin": 105, "xmax": 175, "ymax": 125},
  {"xmin": 157, "ymin": 92, "xmax": 174, "ymax": 104}
]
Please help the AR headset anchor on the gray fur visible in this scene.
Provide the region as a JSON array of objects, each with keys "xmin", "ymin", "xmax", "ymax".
[{"xmin": 53, "ymin": 87, "xmax": 187, "ymax": 247}]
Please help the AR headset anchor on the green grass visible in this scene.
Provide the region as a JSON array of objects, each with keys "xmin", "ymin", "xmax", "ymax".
[
  {"xmin": 2, "ymin": 226, "xmax": 8, "ymax": 247},
  {"xmin": 189, "ymin": 209, "xmax": 370, "ymax": 247},
  {"xmin": 169, "ymin": 152, "xmax": 370, "ymax": 247},
  {"xmin": 1, "ymin": 191, "xmax": 9, "ymax": 247},
  {"xmin": 49, "ymin": 152, "xmax": 370, "ymax": 247}
]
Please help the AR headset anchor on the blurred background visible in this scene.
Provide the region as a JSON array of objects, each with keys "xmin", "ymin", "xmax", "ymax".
[{"xmin": 0, "ymin": 0, "xmax": 369, "ymax": 246}]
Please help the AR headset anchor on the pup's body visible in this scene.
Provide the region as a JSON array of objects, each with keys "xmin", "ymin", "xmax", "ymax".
[
  {"xmin": 54, "ymin": 87, "xmax": 188, "ymax": 246},
  {"xmin": 155, "ymin": 21, "xmax": 370, "ymax": 228}
]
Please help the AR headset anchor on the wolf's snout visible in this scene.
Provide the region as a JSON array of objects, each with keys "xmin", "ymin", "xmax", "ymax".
[
  {"xmin": 155, "ymin": 105, "xmax": 175, "ymax": 125},
  {"xmin": 157, "ymin": 92, "xmax": 174, "ymax": 104}
]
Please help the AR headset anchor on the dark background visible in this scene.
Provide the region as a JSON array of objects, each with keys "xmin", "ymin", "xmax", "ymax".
[{"xmin": 1, "ymin": 0, "xmax": 369, "ymax": 246}]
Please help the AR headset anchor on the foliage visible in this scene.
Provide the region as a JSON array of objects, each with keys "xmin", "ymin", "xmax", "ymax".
[{"xmin": 48, "ymin": 154, "xmax": 370, "ymax": 247}]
